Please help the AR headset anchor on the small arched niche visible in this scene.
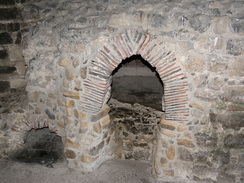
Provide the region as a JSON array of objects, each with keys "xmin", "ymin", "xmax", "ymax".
[{"xmin": 108, "ymin": 55, "xmax": 165, "ymax": 162}]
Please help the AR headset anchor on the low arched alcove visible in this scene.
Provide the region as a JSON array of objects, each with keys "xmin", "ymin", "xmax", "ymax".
[
  {"xmin": 108, "ymin": 54, "xmax": 165, "ymax": 161},
  {"xmin": 10, "ymin": 127, "xmax": 64, "ymax": 165}
]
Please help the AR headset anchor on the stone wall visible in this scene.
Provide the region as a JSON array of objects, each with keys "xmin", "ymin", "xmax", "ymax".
[
  {"xmin": 0, "ymin": 0, "xmax": 28, "ymax": 157},
  {"xmin": 1, "ymin": 0, "xmax": 243, "ymax": 182}
]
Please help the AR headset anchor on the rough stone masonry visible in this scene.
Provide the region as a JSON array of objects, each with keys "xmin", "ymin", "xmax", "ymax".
[{"xmin": 0, "ymin": 0, "xmax": 243, "ymax": 182}]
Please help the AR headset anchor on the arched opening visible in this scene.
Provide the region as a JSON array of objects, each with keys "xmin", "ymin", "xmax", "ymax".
[
  {"xmin": 10, "ymin": 127, "xmax": 64, "ymax": 165},
  {"xmin": 108, "ymin": 55, "xmax": 165, "ymax": 162}
]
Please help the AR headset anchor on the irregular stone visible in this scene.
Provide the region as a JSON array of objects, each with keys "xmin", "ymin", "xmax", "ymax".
[
  {"xmin": 160, "ymin": 119, "xmax": 176, "ymax": 131},
  {"xmin": 10, "ymin": 79, "xmax": 27, "ymax": 89},
  {"xmin": 159, "ymin": 129, "xmax": 176, "ymax": 137},
  {"xmin": 65, "ymin": 99, "xmax": 75, "ymax": 107},
  {"xmin": 65, "ymin": 68, "xmax": 76, "ymax": 81},
  {"xmin": 231, "ymin": 16, "xmax": 244, "ymax": 34},
  {"xmin": 226, "ymin": 39, "xmax": 243, "ymax": 56},
  {"xmin": 74, "ymin": 109, "xmax": 87, "ymax": 119},
  {"xmin": 100, "ymin": 115, "xmax": 110, "ymax": 128},
  {"xmin": 67, "ymin": 107, "xmax": 72, "ymax": 116},
  {"xmin": 0, "ymin": 50, "xmax": 8, "ymax": 59},
  {"xmin": 178, "ymin": 147, "xmax": 193, "ymax": 162},
  {"xmin": 8, "ymin": 45, "xmax": 23, "ymax": 61},
  {"xmin": 64, "ymin": 149, "xmax": 76, "ymax": 159},
  {"xmin": 81, "ymin": 154, "xmax": 98, "ymax": 163},
  {"xmin": 64, "ymin": 117, "xmax": 72, "ymax": 125},
  {"xmin": 209, "ymin": 37, "xmax": 224, "ymax": 50},
  {"xmin": 80, "ymin": 67, "xmax": 87, "ymax": 79},
  {"xmin": 65, "ymin": 139, "xmax": 80, "ymax": 149},
  {"xmin": 166, "ymin": 145, "xmax": 175, "ymax": 160},
  {"xmin": 212, "ymin": 149, "xmax": 230, "ymax": 165},
  {"xmin": 177, "ymin": 139, "xmax": 195, "ymax": 148},
  {"xmin": 216, "ymin": 172, "xmax": 235, "ymax": 183},
  {"xmin": 222, "ymin": 86, "xmax": 244, "ymax": 103},
  {"xmin": 0, "ymin": 32, "xmax": 13, "ymax": 44},
  {"xmin": 207, "ymin": 75, "xmax": 225, "ymax": 90},
  {"xmin": 160, "ymin": 157, "xmax": 168, "ymax": 167},
  {"xmin": 91, "ymin": 104, "xmax": 110, "ymax": 122},
  {"xmin": 189, "ymin": 15, "xmax": 211, "ymax": 33},
  {"xmin": 228, "ymin": 57, "xmax": 244, "ymax": 77},
  {"xmin": 184, "ymin": 52, "xmax": 206, "ymax": 73},
  {"xmin": 63, "ymin": 91, "xmax": 80, "ymax": 99},
  {"xmin": 208, "ymin": 61, "xmax": 227, "ymax": 73},
  {"xmin": 224, "ymin": 134, "xmax": 244, "ymax": 148},
  {"xmin": 195, "ymin": 133, "xmax": 217, "ymax": 147},
  {"xmin": 195, "ymin": 151, "xmax": 208, "ymax": 163},
  {"xmin": 210, "ymin": 112, "xmax": 244, "ymax": 130},
  {"xmin": 164, "ymin": 169, "xmax": 174, "ymax": 177},
  {"xmin": 45, "ymin": 109, "xmax": 55, "ymax": 120},
  {"xmin": 151, "ymin": 14, "xmax": 167, "ymax": 28},
  {"xmin": 189, "ymin": 101, "xmax": 206, "ymax": 111},
  {"xmin": 177, "ymin": 125, "xmax": 187, "ymax": 132},
  {"xmin": 57, "ymin": 97, "xmax": 65, "ymax": 106},
  {"xmin": 80, "ymin": 121, "xmax": 89, "ymax": 133},
  {"xmin": 48, "ymin": 93, "xmax": 56, "ymax": 99},
  {"xmin": 212, "ymin": 16, "xmax": 230, "ymax": 34},
  {"xmin": 59, "ymin": 57, "xmax": 72, "ymax": 67},
  {"xmin": 93, "ymin": 122, "xmax": 101, "ymax": 134},
  {"xmin": 90, "ymin": 141, "xmax": 104, "ymax": 156}
]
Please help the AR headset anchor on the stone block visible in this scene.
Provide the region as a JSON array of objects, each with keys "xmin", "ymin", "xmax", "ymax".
[
  {"xmin": 8, "ymin": 45, "xmax": 23, "ymax": 61},
  {"xmin": 89, "ymin": 141, "xmax": 104, "ymax": 156},
  {"xmin": 65, "ymin": 139, "xmax": 80, "ymax": 149},
  {"xmin": 224, "ymin": 134, "xmax": 244, "ymax": 149},
  {"xmin": 221, "ymin": 86, "xmax": 244, "ymax": 103},
  {"xmin": 178, "ymin": 147, "xmax": 193, "ymax": 161},
  {"xmin": 0, "ymin": 50, "xmax": 8, "ymax": 59},
  {"xmin": 160, "ymin": 157, "xmax": 168, "ymax": 167},
  {"xmin": 0, "ymin": 32, "xmax": 13, "ymax": 44},
  {"xmin": 177, "ymin": 139, "xmax": 195, "ymax": 148},
  {"xmin": 166, "ymin": 145, "xmax": 175, "ymax": 160},
  {"xmin": 100, "ymin": 115, "xmax": 110, "ymax": 128},
  {"xmin": 0, "ymin": 8, "xmax": 20, "ymax": 20},
  {"xmin": 216, "ymin": 172, "xmax": 235, "ymax": 183},
  {"xmin": 212, "ymin": 16, "xmax": 230, "ymax": 34},
  {"xmin": 228, "ymin": 57, "xmax": 244, "ymax": 77},
  {"xmin": 7, "ymin": 23, "xmax": 20, "ymax": 32},
  {"xmin": 65, "ymin": 68, "xmax": 76, "ymax": 80},
  {"xmin": 189, "ymin": 101, "xmax": 206, "ymax": 111},
  {"xmin": 81, "ymin": 154, "xmax": 98, "ymax": 163},
  {"xmin": 159, "ymin": 128, "xmax": 176, "ymax": 137},
  {"xmin": 80, "ymin": 121, "xmax": 89, "ymax": 133},
  {"xmin": 93, "ymin": 122, "xmax": 101, "ymax": 134},
  {"xmin": 0, "ymin": 81, "xmax": 10, "ymax": 93},
  {"xmin": 80, "ymin": 67, "xmax": 87, "ymax": 79},
  {"xmin": 74, "ymin": 109, "xmax": 87, "ymax": 119},
  {"xmin": 212, "ymin": 149, "xmax": 230, "ymax": 165},
  {"xmin": 210, "ymin": 112, "xmax": 244, "ymax": 130},
  {"xmin": 59, "ymin": 57, "xmax": 72, "ymax": 67},
  {"xmin": 45, "ymin": 109, "xmax": 55, "ymax": 120},
  {"xmin": 231, "ymin": 16, "xmax": 244, "ymax": 34},
  {"xmin": 195, "ymin": 133, "xmax": 217, "ymax": 147},
  {"xmin": 164, "ymin": 169, "xmax": 174, "ymax": 177},
  {"xmin": 91, "ymin": 104, "xmax": 110, "ymax": 122},
  {"xmin": 184, "ymin": 52, "xmax": 206, "ymax": 73},
  {"xmin": 10, "ymin": 79, "xmax": 27, "ymax": 89},
  {"xmin": 189, "ymin": 15, "xmax": 211, "ymax": 33},
  {"xmin": 63, "ymin": 91, "xmax": 80, "ymax": 99},
  {"xmin": 0, "ymin": 0, "xmax": 15, "ymax": 5},
  {"xmin": 0, "ymin": 66, "xmax": 16, "ymax": 74},
  {"xmin": 177, "ymin": 125, "xmax": 187, "ymax": 132},
  {"xmin": 65, "ymin": 99, "xmax": 75, "ymax": 107},
  {"xmin": 151, "ymin": 14, "xmax": 167, "ymax": 28},
  {"xmin": 226, "ymin": 39, "xmax": 243, "ymax": 56},
  {"xmin": 160, "ymin": 119, "xmax": 176, "ymax": 131},
  {"xmin": 64, "ymin": 149, "xmax": 76, "ymax": 159}
]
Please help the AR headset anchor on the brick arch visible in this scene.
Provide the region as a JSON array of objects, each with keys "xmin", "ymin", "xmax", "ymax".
[{"xmin": 80, "ymin": 30, "xmax": 189, "ymax": 123}]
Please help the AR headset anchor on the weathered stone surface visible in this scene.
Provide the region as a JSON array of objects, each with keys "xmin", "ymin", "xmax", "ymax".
[
  {"xmin": 164, "ymin": 169, "xmax": 174, "ymax": 177},
  {"xmin": 189, "ymin": 101, "xmax": 206, "ymax": 111},
  {"xmin": 212, "ymin": 149, "xmax": 230, "ymax": 165},
  {"xmin": 221, "ymin": 86, "xmax": 244, "ymax": 103},
  {"xmin": 91, "ymin": 104, "xmax": 110, "ymax": 122},
  {"xmin": 45, "ymin": 109, "xmax": 55, "ymax": 120},
  {"xmin": 74, "ymin": 109, "xmax": 87, "ymax": 119},
  {"xmin": 90, "ymin": 141, "xmax": 104, "ymax": 156},
  {"xmin": 177, "ymin": 139, "xmax": 195, "ymax": 148},
  {"xmin": 0, "ymin": 81, "xmax": 10, "ymax": 93},
  {"xmin": 228, "ymin": 57, "xmax": 244, "ymax": 77},
  {"xmin": 81, "ymin": 154, "xmax": 98, "ymax": 163},
  {"xmin": 160, "ymin": 157, "xmax": 168, "ymax": 167},
  {"xmin": 184, "ymin": 52, "xmax": 206, "ymax": 73},
  {"xmin": 8, "ymin": 45, "xmax": 23, "ymax": 61},
  {"xmin": 160, "ymin": 119, "xmax": 176, "ymax": 131},
  {"xmin": 7, "ymin": 23, "xmax": 20, "ymax": 32},
  {"xmin": 166, "ymin": 145, "xmax": 175, "ymax": 160},
  {"xmin": 159, "ymin": 129, "xmax": 176, "ymax": 137},
  {"xmin": 64, "ymin": 149, "xmax": 76, "ymax": 159},
  {"xmin": 93, "ymin": 122, "xmax": 101, "ymax": 134},
  {"xmin": 0, "ymin": 66, "xmax": 16, "ymax": 74},
  {"xmin": 195, "ymin": 133, "xmax": 217, "ymax": 147},
  {"xmin": 224, "ymin": 134, "xmax": 244, "ymax": 148},
  {"xmin": 231, "ymin": 16, "xmax": 244, "ymax": 34},
  {"xmin": 63, "ymin": 91, "xmax": 80, "ymax": 99},
  {"xmin": 0, "ymin": 32, "xmax": 13, "ymax": 44},
  {"xmin": 178, "ymin": 147, "xmax": 193, "ymax": 162},
  {"xmin": 0, "ymin": 8, "xmax": 20, "ymax": 20},
  {"xmin": 65, "ymin": 139, "xmax": 80, "ymax": 149},
  {"xmin": 0, "ymin": 50, "xmax": 8, "ymax": 59},
  {"xmin": 195, "ymin": 151, "xmax": 208, "ymax": 163},
  {"xmin": 210, "ymin": 112, "xmax": 244, "ymax": 130},
  {"xmin": 80, "ymin": 121, "xmax": 89, "ymax": 133},
  {"xmin": 216, "ymin": 172, "xmax": 235, "ymax": 183},
  {"xmin": 65, "ymin": 99, "xmax": 75, "ymax": 107},
  {"xmin": 80, "ymin": 67, "xmax": 87, "ymax": 79},
  {"xmin": 212, "ymin": 16, "xmax": 230, "ymax": 34},
  {"xmin": 151, "ymin": 14, "xmax": 167, "ymax": 28},
  {"xmin": 189, "ymin": 15, "xmax": 211, "ymax": 33},
  {"xmin": 59, "ymin": 57, "xmax": 72, "ymax": 67},
  {"xmin": 226, "ymin": 39, "xmax": 243, "ymax": 56},
  {"xmin": 65, "ymin": 68, "xmax": 76, "ymax": 81},
  {"xmin": 177, "ymin": 125, "xmax": 187, "ymax": 132}
]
